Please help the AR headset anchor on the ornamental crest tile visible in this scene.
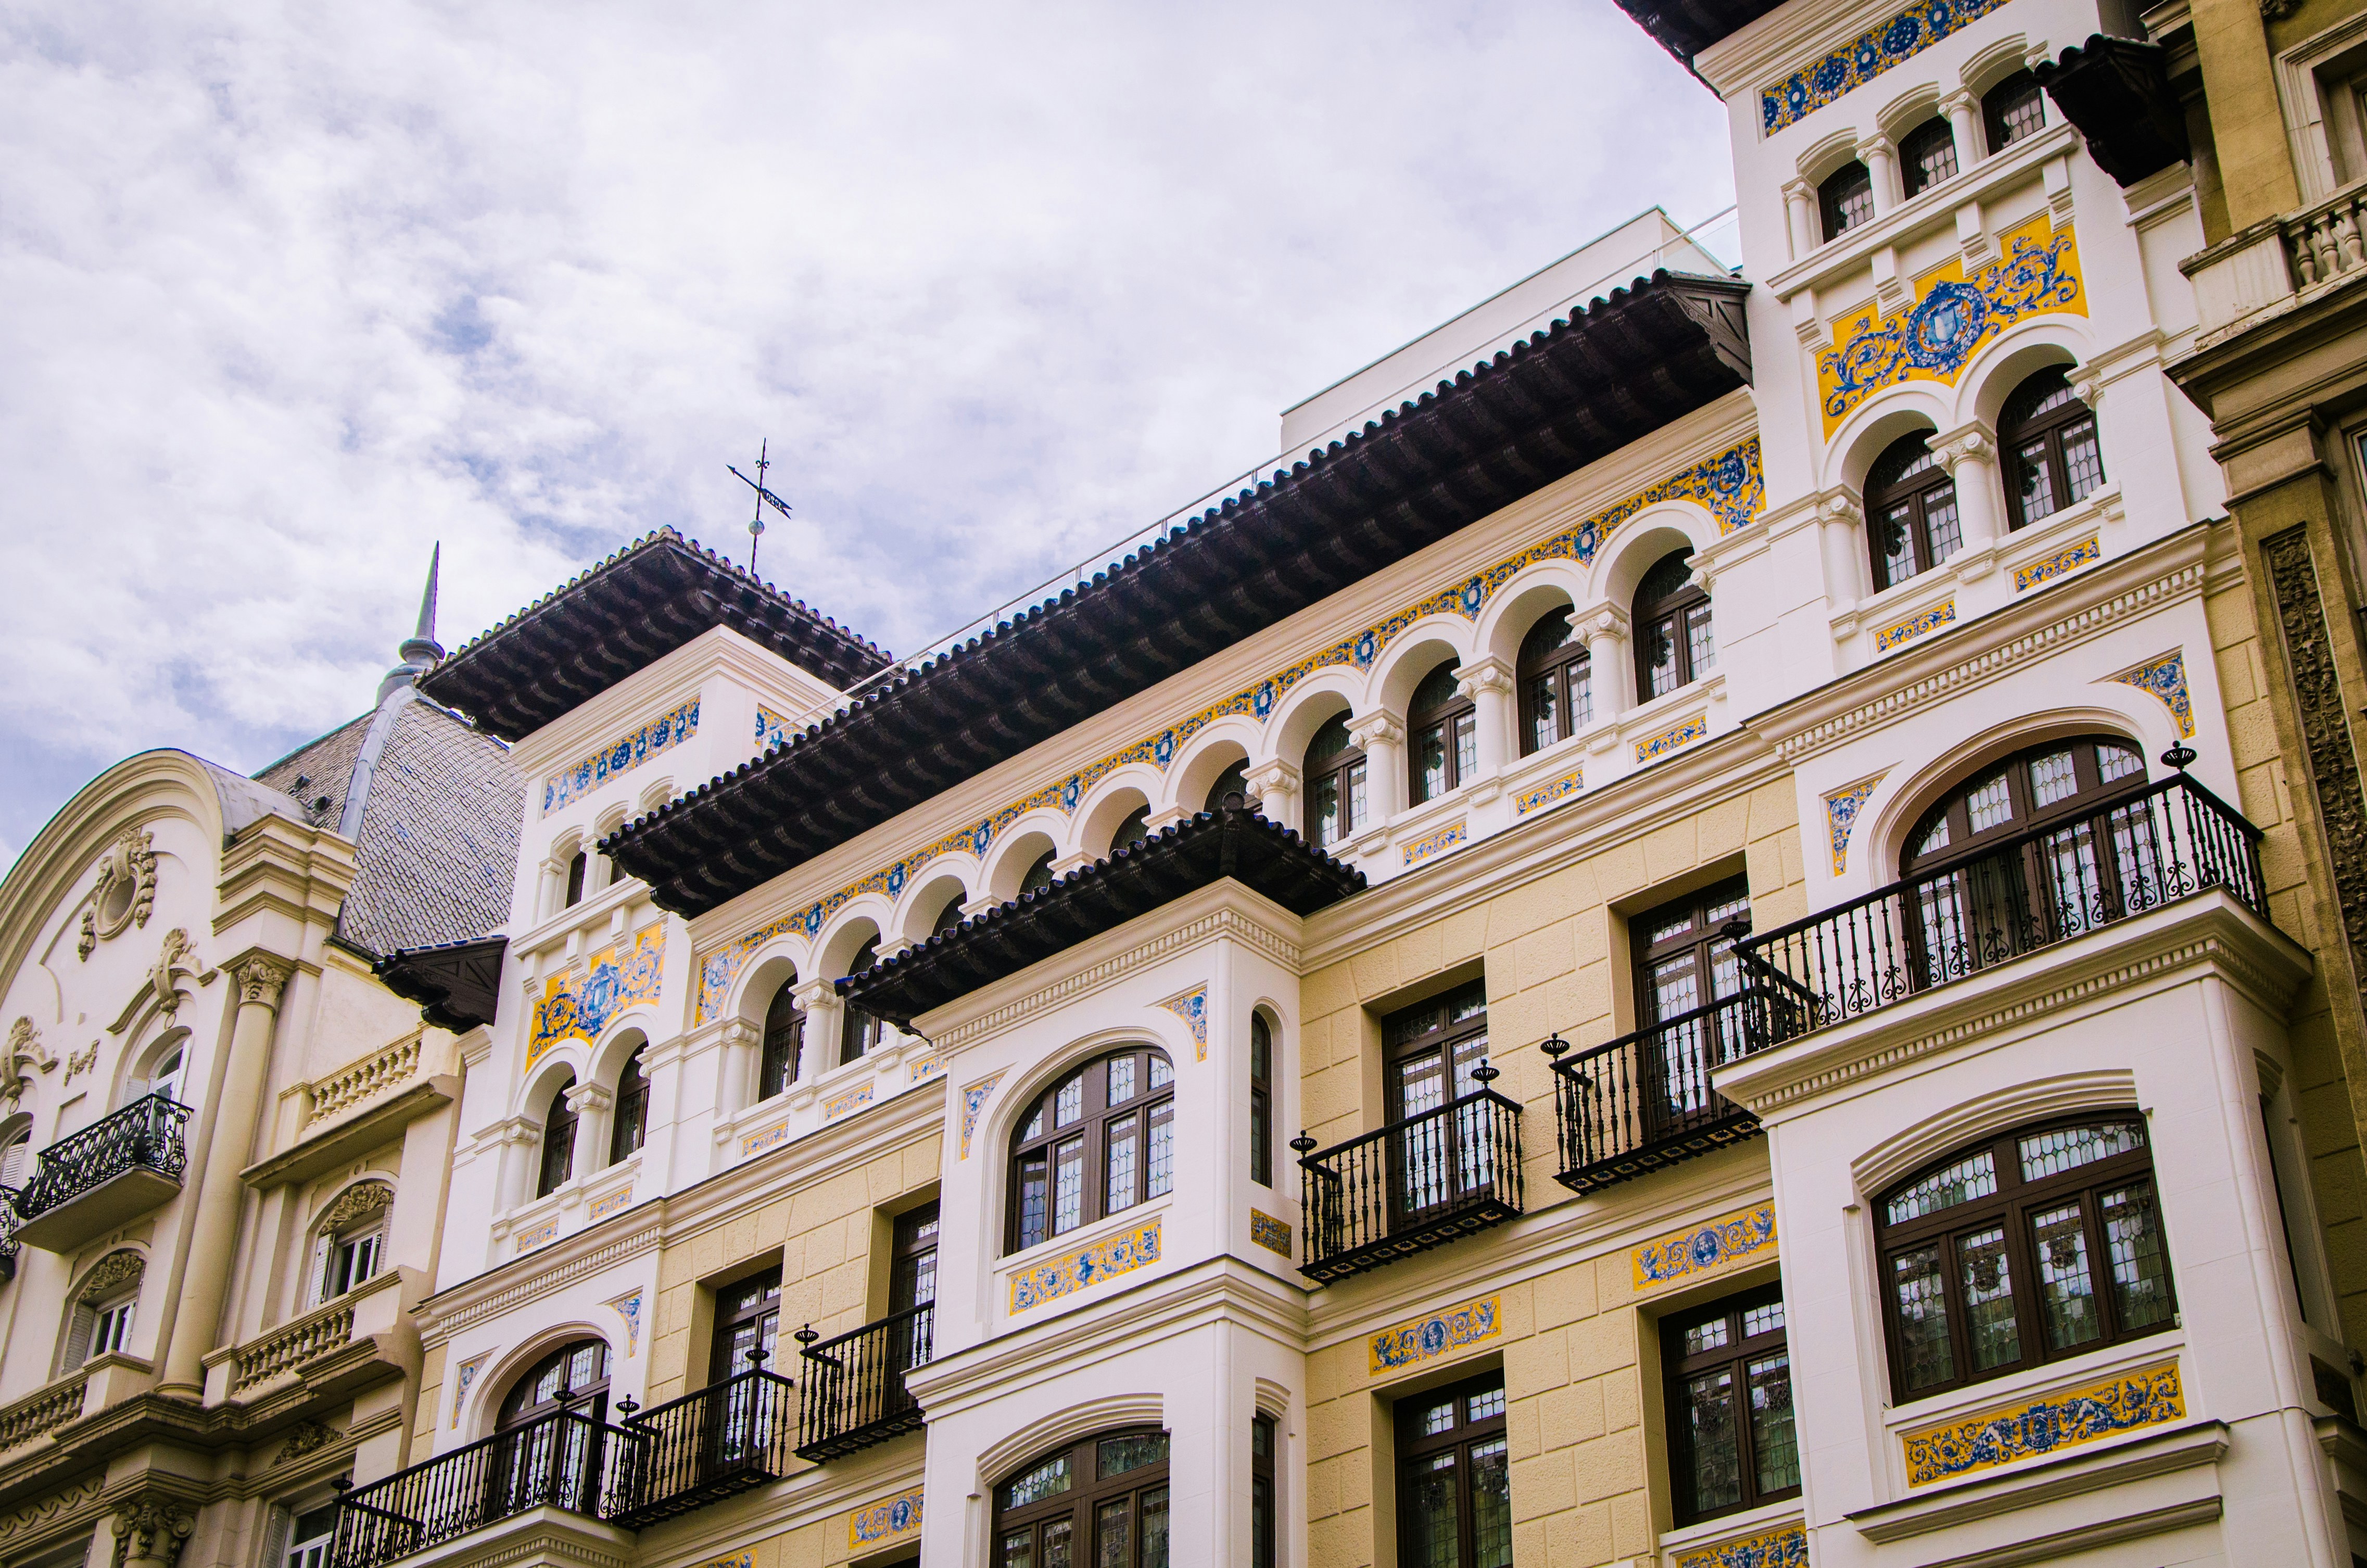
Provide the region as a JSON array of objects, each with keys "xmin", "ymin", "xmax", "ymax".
[
  {"xmin": 1761, "ymin": 0, "xmax": 2008, "ymax": 131},
  {"xmin": 1904, "ymin": 1359, "xmax": 2184, "ymax": 1485},
  {"xmin": 541, "ymin": 698, "xmax": 698, "ymax": 816},
  {"xmin": 451, "ymin": 1353, "xmax": 490, "ymax": 1427},
  {"xmin": 1515, "ymin": 767, "xmax": 1585, "ymax": 816},
  {"xmin": 848, "ymin": 1488, "xmax": 923, "ymax": 1549},
  {"xmin": 824, "ymin": 1083, "xmax": 875, "ymax": 1124},
  {"xmin": 1633, "ymin": 1205, "xmax": 1777, "ymax": 1295},
  {"xmin": 960, "ymin": 1070, "xmax": 1007, "ymax": 1159},
  {"xmin": 1637, "ymin": 713, "xmax": 1710, "ymax": 765},
  {"xmin": 1875, "ymin": 599, "xmax": 1955, "ymax": 654},
  {"xmin": 1818, "ymin": 217, "xmax": 2084, "ymax": 435},
  {"xmin": 1401, "ymin": 819, "xmax": 1467, "ymax": 867},
  {"xmin": 1673, "ymin": 1520, "xmax": 1809, "ymax": 1568},
  {"xmin": 1250, "ymin": 1210, "xmax": 1293, "ymax": 1258},
  {"xmin": 2016, "ymin": 534, "xmax": 2100, "ymax": 592},
  {"xmin": 1369, "ymin": 1294, "xmax": 1501, "ymax": 1375},
  {"xmin": 909, "ymin": 1053, "xmax": 944, "ymax": 1085},
  {"xmin": 741, "ymin": 1119, "xmax": 791, "ymax": 1157},
  {"xmin": 513, "ymin": 1220, "xmax": 559, "ymax": 1255},
  {"xmin": 1009, "ymin": 1218, "xmax": 1161, "ymax": 1311},
  {"xmin": 588, "ymin": 1185, "xmax": 634, "ymax": 1223},
  {"xmin": 529, "ymin": 925, "xmax": 665, "ymax": 1067},
  {"xmin": 604, "ymin": 1289, "xmax": 643, "ymax": 1356},
  {"xmin": 1154, "ymin": 985, "xmax": 1209, "ymax": 1060},
  {"xmin": 1824, "ymin": 771, "xmax": 1888, "ymax": 875},
  {"xmin": 2102, "ymin": 648, "xmax": 2195, "ymax": 738}
]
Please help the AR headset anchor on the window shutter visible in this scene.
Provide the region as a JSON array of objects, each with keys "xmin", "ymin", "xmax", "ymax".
[
  {"xmin": 0, "ymin": 1138, "xmax": 27, "ymax": 1188},
  {"xmin": 124, "ymin": 1077, "xmax": 149, "ymax": 1103},
  {"xmin": 260, "ymin": 1505, "xmax": 292, "ymax": 1568},
  {"xmin": 61, "ymin": 1306, "xmax": 92, "ymax": 1372},
  {"xmin": 309, "ymin": 1234, "xmax": 333, "ymax": 1306}
]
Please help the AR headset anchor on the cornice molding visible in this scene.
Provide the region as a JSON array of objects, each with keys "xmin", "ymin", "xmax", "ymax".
[{"xmin": 415, "ymin": 1223, "xmax": 663, "ymax": 1347}]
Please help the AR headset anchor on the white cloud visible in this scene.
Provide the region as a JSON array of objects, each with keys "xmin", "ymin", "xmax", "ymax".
[{"xmin": 0, "ymin": 0, "xmax": 1732, "ymax": 860}]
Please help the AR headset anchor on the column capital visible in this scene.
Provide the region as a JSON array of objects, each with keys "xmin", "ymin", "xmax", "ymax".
[
  {"xmin": 1820, "ymin": 491, "xmax": 1865, "ymax": 525},
  {"xmin": 1781, "ymin": 176, "xmax": 1814, "ymax": 201},
  {"xmin": 111, "ymin": 1500, "xmax": 196, "ymax": 1568},
  {"xmin": 1939, "ymin": 86, "xmax": 1977, "ymax": 116},
  {"xmin": 1455, "ymin": 656, "xmax": 1515, "ymax": 698},
  {"xmin": 564, "ymin": 1083, "xmax": 613, "ymax": 1114},
  {"xmin": 1932, "ymin": 423, "xmax": 1996, "ymax": 466},
  {"xmin": 793, "ymin": 978, "xmax": 839, "ymax": 1011},
  {"xmin": 1245, "ymin": 760, "xmax": 1300, "ymax": 799},
  {"xmin": 1855, "ymin": 130, "xmax": 1896, "ymax": 160},
  {"xmin": 1577, "ymin": 603, "xmax": 1631, "ymax": 642},
  {"xmin": 1347, "ymin": 713, "xmax": 1403, "ymax": 748},
  {"xmin": 717, "ymin": 1018, "xmax": 760, "ymax": 1052},
  {"xmin": 230, "ymin": 953, "xmax": 295, "ymax": 1010}
]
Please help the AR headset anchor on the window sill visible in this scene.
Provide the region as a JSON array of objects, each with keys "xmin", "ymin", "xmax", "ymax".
[
  {"xmin": 1830, "ymin": 485, "xmax": 2122, "ymax": 654},
  {"xmin": 1878, "ymin": 1324, "xmax": 2185, "ymax": 1437},
  {"xmin": 996, "ymin": 1192, "xmax": 1174, "ymax": 1295},
  {"xmin": 1656, "ymin": 1498, "xmax": 1805, "ymax": 1564}
]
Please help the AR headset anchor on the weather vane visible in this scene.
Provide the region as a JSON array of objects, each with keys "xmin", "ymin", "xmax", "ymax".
[{"xmin": 728, "ymin": 439, "xmax": 794, "ymax": 573}]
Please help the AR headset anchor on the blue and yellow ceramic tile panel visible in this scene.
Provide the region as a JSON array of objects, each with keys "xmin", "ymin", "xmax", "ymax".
[
  {"xmin": 754, "ymin": 705, "xmax": 794, "ymax": 752},
  {"xmin": 1515, "ymin": 766, "xmax": 1585, "ymax": 816},
  {"xmin": 1820, "ymin": 216, "xmax": 2084, "ymax": 436},
  {"xmin": 741, "ymin": 1119, "xmax": 790, "ymax": 1157},
  {"xmin": 1250, "ymin": 1210, "xmax": 1292, "ymax": 1257},
  {"xmin": 908, "ymin": 1053, "xmax": 944, "ymax": 1084},
  {"xmin": 588, "ymin": 1185, "xmax": 633, "ymax": 1223},
  {"xmin": 513, "ymin": 1220, "xmax": 558, "ymax": 1255},
  {"xmin": 2016, "ymin": 535, "xmax": 2099, "ymax": 592},
  {"xmin": 849, "ymin": 1489, "xmax": 924, "ymax": 1551},
  {"xmin": 1401, "ymin": 819, "xmax": 1467, "ymax": 867},
  {"xmin": 1824, "ymin": 771, "xmax": 1887, "ymax": 875},
  {"xmin": 1369, "ymin": 1294, "xmax": 1502, "ymax": 1375},
  {"xmin": 824, "ymin": 1083, "xmax": 875, "ymax": 1123},
  {"xmin": 529, "ymin": 925, "xmax": 666, "ymax": 1067},
  {"xmin": 688, "ymin": 1552, "xmax": 751, "ymax": 1568},
  {"xmin": 1633, "ymin": 1204, "xmax": 1777, "ymax": 1295},
  {"xmin": 1637, "ymin": 713, "xmax": 1710, "ymax": 765},
  {"xmin": 1875, "ymin": 599, "xmax": 1955, "ymax": 654},
  {"xmin": 1763, "ymin": 0, "xmax": 2009, "ymax": 132},
  {"xmin": 450, "ymin": 1352, "xmax": 489, "ymax": 1427},
  {"xmin": 1905, "ymin": 1359, "xmax": 2183, "ymax": 1485},
  {"xmin": 1155, "ymin": 985, "xmax": 1209, "ymax": 1059},
  {"xmin": 694, "ymin": 440, "xmax": 1767, "ymax": 1019},
  {"xmin": 542, "ymin": 698, "xmax": 699, "ymax": 816},
  {"xmin": 605, "ymin": 1289, "xmax": 643, "ymax": 1356},
  {"xmin": 1674, "ymin": 1521, "xmax": 1809, "ymax": 1568},
  {"xmin": 960, "ymin": 1071, "xmax": 1006, "ymax": 1159},
  {"xmin": 2104, "ymin": 649, "xmax": 2195, "ymax": 738},
  {"xmin": 1010, "ymin": 1218, "xmax": 1162, "ymax": 1311}
]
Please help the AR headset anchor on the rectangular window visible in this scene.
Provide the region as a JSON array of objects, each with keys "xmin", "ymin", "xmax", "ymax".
[
  {"xmin": 322, "ymin": 1230, "xmax": 383, "ymax": 1301},
  {"xmin": 1146, "ymin": 1101, "xmax": 1174, "ymax": 1198},
  {"xmin": 1250, "ymin": 1015, "xmax": 1274, "ymax": 1187},
  {"xmin": 285, "ymin": 1507, "xmax": 339, "ymax": 1568},
  {"xmin": 1252, "ymin": 1412, "xmax": 1277, "ymax": 1568},
  {"xmin": 1053, "ymin": 1136, "xmax": 1085, "ymax": 1234},
  {"xmin": 1662, "ymin": 1286, "xmax": 1798, "ymax": 1526},
  {"xmin": 1395, "ymin": 1370, "xmax": 1510, "ymax": 1568},
  {"xmin": 90, "ymin": 1296, "xmax": 135, "ymax": 1361},
  {"xmin": 1106, "ymin": 1112, "xmax": 1138, "ymax": 1215}
]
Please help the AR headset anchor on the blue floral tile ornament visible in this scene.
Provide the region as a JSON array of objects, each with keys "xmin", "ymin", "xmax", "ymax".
[
  {"xmin": 1673, "ymin": 1522, "xmax": 1809, "ymax": 1568},
  {"xmin": 1250, "ymin": 1210, "xmax": 1292, "ymax": 1257},
  {"xmin": 1904, "ymin": 1360, "xmax": 2185, "ymax": 1485},
  {"xmin": 1824, "ymin": 770, "xmax": 1888, "ymax": 875},
  {"xmin": 2104, "ymin": 649, "xmax": 2196, "ymax": 738},
  {"xmin": 825, "ymin": 1083, "xmax": 876, "ymax": 1124},
  {"xmin": 754, "ymin": 706, "xmax": 793, "ymax": 752},
  {"xmin": 2017, "ymin": 534, "xmax": 2101, "ymax": 592},
  {"xmin": 529, "ymin": 925, "xmax": 666, "ymax": 1067},
  {"xmin": 1515, "ymin": 767, "xmax": 1585, "ymax": 816},
  {"xmin": 451, "ymin": 1352, "xmax": 490, "ymax": 1427},
  {"xmin": 1636, "ymin": 713, "xmax": 1710, "ymax": 765},
  {"xmin": 1155, "ymin": 985, "xmax": 1210, "ymax": 1060},
  {"xmin": 690, "ymin": 1554, "xmax": 752, "ymax": 1568},
  {"xmin": 1401, "ymin": 820, "xmax": 1469, "ymax": 867},
  {"xmin": 1009, "ymin": 1218, "xmax": 1162, "ymax": 1311},
  {"xmin": 1821, "ymin": 217, "xmax": 2084, "ymax": 434},
  {"xmin": 849, "ymin": 1489, "xmax": 924, "ymax": 1551},
  {"xmin": 740, "ymin": 1119, "xmax": 790, "ymax": 1157},
  {"xmin": 1761, "ymin": 0, "xmax": 2003, "ymax": 132},
  {"xmin": 1369, "ymin": 1294, "xmax": 1502, "ymax": 1375},
  {"xmin": 1875, "ymin": 599, "xmax": 1955, "ymax": 654},
  {"xmin": 1354, "ymin": 630, "xmax": 1378, "ymax": 667},
  {"xmin": 1633, "ymin": 1204, "xmax": 1778, "ymax": 1295},
  {"xmin": 541, "ymin": 697, "xmax": 700, "ymax": 816},
  {"xmin": 605, "ymin": 1289, "xmax": 643, "ymax": 1356},
  {"xmin": 960, "ymin": 1070, "xmax": 1007, "ymax": 1159},
  {"xmin": 1252, "ymin": 681, "xmax": 1276, "ymax": 718}
]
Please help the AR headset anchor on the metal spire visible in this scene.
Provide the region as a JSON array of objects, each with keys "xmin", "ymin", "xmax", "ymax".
[
  {"xmin": 377, "ymin": 544, "xmax": 447, "ymax": 704},
  {"xmin": 729, "ymin": 440, "xmax": 794, "ymax": 573}
]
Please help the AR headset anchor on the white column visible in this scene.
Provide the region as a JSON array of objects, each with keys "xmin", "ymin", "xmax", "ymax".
[
  {"xmin": 1820, "ymin": 496, "xmax": 1870, "ymax": 610},
  {"xmin": 1581, "ymin": 608, "xmax": 1632, "ymax": 726},
  {"xmin": 1245, "ymin": 760, "xmax": 1300, "ymax": 834},
  {"xmin": 1782, "ymin": 179, "xmax": 1816, "ymax": 260},
  {"xmin": 793, "ymin": 979, "xmax": 840, "ymax": 1080},
  {"xmin": 715, "ymin": 1019, "xmax": 759, "ymax": 1117},
  {"xmin": 1455, "ymin": 656, "xmax": 1516, "ymax": 780},
  {"xmin": 1859, "ymin": 134, "xmax": 1901, "ymax": 215},
  {"xmin": 1347, "ymin": 713, "xmax": 1406, "ymax": 827},
  {"xmin": 492, "ymin": 1122, "xmax": 540, "ymax": 1212},
  {"xmin": 1942, "ymin": 89, "xmax": 1980, "ymax": 167},
  {"xmin": 1935, "ymin": 427, "xmax": 2005, "ymax": 552},
  {"xmin": 566, "ymin": 1083, "xmax": 613, "ymax": 1175}
]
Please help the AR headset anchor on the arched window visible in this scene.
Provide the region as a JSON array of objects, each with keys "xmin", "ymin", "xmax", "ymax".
[
  {"xmin": 1634, "ymin": 550, "xmax": 1712, "ymax": 701},
  {"xmin": 311, "ymin": 1181, "xmax": 391, "ymax": 1305},
  {"xmin": 1820, "ymin": 161, "xmax": 1874, "ymax": 241},
  {"xmin": 1877, "ymin": 1116, "xmax": 2174, "ymax": 1399},
  {"xmin": 1205, "ymin": 757, "xmax": 1252, "ymax": 813},
  {"xmin": 1008, "ymin": 1046, "xmax": 1174, "ymax": 1254},
  {"xmin": 130, "ymin": 1041, "xmax": 185, "ymax": 1106},
  {"xmin": 1983, "ymin": 69, "xmax": 2045, "ymax": 153},
  {"xmin": 1518, "ymin": 608, "xmax": 1591, "ymax": 754},
  {"xmin": 759, "ymin": 978, "xmax": 803, "ymax": 1101},
  {"xmin": 994, "ymin": 1429, "xmax": 1170, "ymax": 1568},
  {"xmin": 1250, "ymin": 1013, "xmax": 1274, "ymax": 1188},
  {"xmin": 498, "ymin": 1339, "xmax": 610, "ymax": 1427},
  {"xmin": 537, "ymin": 1078, "xmax": 577, "ymax": 1198},
  {"xmin": 842, "ymin": 938, "xmax": 889, "ymax": 1064},
  {"xmin": 564, "ymin": 850, "xmax": 588, "ymax": 908},
  {"xmin": 1019, "ymin": 849, "xmax": 1058, "ymax": 897},
  {"xmin": 1899, "ymin": 116, "xmax": 1957, "ymax": 197},
  {"xmin": 1304, "ymin": 714, "xmax": 1368, "ymax": 850},
  {"xmin": 607, "ymin": 1047, "xmax": 648, "ymax": 1165},
  {"xmin": 1110, "ymin": 805, "xmax": 1151, "ymax": 853},
  {"xmin": 1408, "ymin": 660, "xmax": 1476, "ymax": 805},
  {"xmin": 61, "ymin": 1251, "xmax": 143, "ymax": 1372},
  {"xmin": 2000, "ymin": 367, "xmax": 2104, "ymax": 530},
  {"xmin": 1866, "ymin": 433, "xmax": 1961, "ymax": 590},
  {"xmin": 1903, "ymin": 735, "xmax": 2147, "ymax": 874}
]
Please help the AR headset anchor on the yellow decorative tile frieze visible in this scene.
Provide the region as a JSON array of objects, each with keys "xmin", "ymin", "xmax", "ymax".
[
  {"xmin": 1672, "ymin": 1520, "xmax": 1808, "ymax": 1568},
  {"xmin": 1903, "ymin": 1358, "xmax": 2184, "ymax": 1486},
  {"xmin": 1632, "ymin": 1204, "xmax": 1777, "ymax": 1296},
  {"xmin": 1369, "ymin": 1294, "xmax": 1501, "ymax": 1376},
  {"xmin": 848, "ymin": 1488, "xmax": 923, "ymax": 1550},
  {"xmin": 1009, "ymin": 1218, "xmax": 1161, "ymax": 1312}
]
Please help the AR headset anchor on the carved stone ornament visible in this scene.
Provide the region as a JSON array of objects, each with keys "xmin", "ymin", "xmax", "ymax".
[
  {"xmin": 234, "ymin": 955, "xmax": 293, "ymax": 1010},
  {"xmin": 109, "ymin": 1499, "xmax": 196, "ymax": 1568},
  {"xmin": 0, "ymin": 1474, "xmax": 106, "ymax": 1542},
  {"xmin": 276, "ymin": 1419, "xmax": 342, "ymax": 1463},
  {"xmin": 318, "ymin": 1180, "xmax": 394, "ymax": 1234},
  {"xmin": 77, "ymin": 1249, "xmax": 144, "ymax": 1305},
  {"xmin": 2264, "ymin": 527, "xmax": 2367, "ymax": 1003},
  {"xmin": 149, "ymin": 930, "xmax": 199, "ymax": 1019},
  {"xmin": 80, "ymin": 829, "xmax": 158, "ymax": 961},
  {"xmin": 3, "ymin": 1018, "xmax": 56, "ymax": 1104},
  {"xmin": 65, "ymin": 1041, "xmax": 97, "ymax": 1084}
]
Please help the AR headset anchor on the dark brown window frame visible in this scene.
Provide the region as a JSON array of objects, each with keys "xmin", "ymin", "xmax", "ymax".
[
  {"xmin": 1875, "ymin": 1115, "xmax": 2177, "ymax": 1402},
  {"xmin": 1631, "ymin": 875, "xmax": 1752, "ymax": 1027},
  {"xmin": 499, "ymin": 1338, "xmax": 610, "ymax": 1426},
  {"xmin": 1304, "ymin": 712, "xmax": 1370, "ymax": 851},
  {"xmin": 1250, "ymin": 1012, "xmax": 1275, "ymax": 1188},
  {"xmin": 1634, "ymin": 549, "xmax": 1714, "ymax": 703},
  {"xmin": 1007, "ymin": 1047, "xmax": 1176, "ymax": 1255},
  {"xmin": 537, "ymin": 1079, "xmax": 577, "ymax": 1198},
  {"xmin": 1983, "ymin": 69, "xmax": 2045, "ymax": 153},
  {"xmin": 1384, "ymin": 979, "xmax": 1490, "ymax": 1122},
  {"xmin": 1865, "ymin": 432, "xmax": 1962, "ymax": 591},
  {"xmin": 709, "ymin": 1267, "xmax": 781, "ymax": 1384},
  {"xmin": 1999, "ymin": 366, "xmax": 2104, "ymax": 531},
  {"xmin": 1903, "ymin": 735, "xmax": 2148, "ymax": 875},
  {"xmin": 1899, "ymin": 115, "xmax": 1959, "ymax": 198},
  {"xmin": 891, "ymin": 1202, "xmax": 940, "ymax": 1314},
  {"xmin": 760, "ymin": 978, "xmax": 804, "ymax": 1101},
  {"xmin": 1408, "ymin": 660, "xmax": 1478, "ymax": 806},
  {"xmin": 1819, "ymin": 160, "xmax": 1875, "ymax": 241},
  {"xmin": 1394, "ymin": 1368, "xmax": 1511, "ymax": 1568},
  {"xmin": 1252, "ymin": 1410, "xmax": 1279, "ymax": 1568},
  {"xmin": 1661, "ymin": 1284, "xmax": 1799, "ymax": 1526},
  {"xmin": 564, "ymin": 850, "xmax": 588, "ymax": 908},
  {"xmin": 993, "ymin": 1427, "xmax": 1171, "ymax": 1568},
  {"xmin": 607, "ymin": 1047, "xmax": 648, "ymax": 1166},
  {"xmin": 1517, "ymin": 607, "xmax": 1593, "ymax": 756}
]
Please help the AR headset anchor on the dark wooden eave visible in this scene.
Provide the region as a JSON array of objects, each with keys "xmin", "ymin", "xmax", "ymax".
[
  {"xmin": 416, "ymin": 530, "xmax": 890, "ymax": 742},
  {"xmin": 841, "ymin": 807, "xmax": 1364, "ymax": 1027},
  {"xmin": 374, "ymin": 934, "xmax": 509, "ymax": 1031},
  {"xmin": 609, "ymin": 270, "xmax": 1753, "ymax": 916},
  {"xmin": 1613, "ymin": 0, "xmax": 1792, "ymax": 71},
  {"xmin": 2035, "ymin": 35, "xmax": 2190, "ymax": 189}
]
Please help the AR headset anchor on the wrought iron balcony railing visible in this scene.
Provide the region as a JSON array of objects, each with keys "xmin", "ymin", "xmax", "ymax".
[
  {"xmin": 330, "ymin": 1406, "xmax": 633, "ymax": 1568},
  {"xmin": 606, "ymin": 1362, "xmax": 796, "ymax": 1526},
  {"xmin": 1292, "ymin": 1077, "xmax": 1525, "ymax": 1284},
  {"xmin": 11, "ymin": 1094, "xmax": 190, "ymax": 1250},
  {"xmin": 794, "ymin": 1302, "xmax": 933, "ymax": 1461},
  {"xmin": 1548, "ymin": 992, "xmax": 1768, "ymax": 1195},
  {"xmin": 1734, "ymin": 772, "xmax": 2267, "ymax": 1054},
  {"xmin": 0, "ymin": 1194, "xmax": 18, "ymax": 1283}
]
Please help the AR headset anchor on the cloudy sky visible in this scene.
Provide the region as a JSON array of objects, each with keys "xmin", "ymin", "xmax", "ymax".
[{"xmin": 0, "ymin": 2, "xmax": 1733, "ymax": 865}]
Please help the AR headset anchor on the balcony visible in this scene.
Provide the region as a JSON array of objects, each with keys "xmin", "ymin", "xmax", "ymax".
[
  {"xmin": 605, "ymin": 1365, "xmax": 796, "ymax": 1527},
  {"xmin": 794, "ymin": 1303, "xmax": 933, "ymax": 1461},
  {"xmin": 331, "ymin": 1407, "xmax": 634, "ymax": 1568},
  {"xmin": 0, "ymin": 1197, "xmax": 19, "ymax": 1282},
  {"xmin": 12, "ymin": 1095, "xmax": 190, "ymax": 1252},
  {"xmin": 1549, "ymin": 993, "xmax": 1766, "ymax": 1195},
  {"xmin": 1735, "ymin": 773, "xmax": 2267, "ymax": 1052},
  {"xmin": 1292, "ymin": 1081, "xmax": 1525, "ymax": 1284}
]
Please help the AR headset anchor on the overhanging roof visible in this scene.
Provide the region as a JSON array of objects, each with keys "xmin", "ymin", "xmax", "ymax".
[
  {"xmin": 2034, "ymin": 35, "xmax": 2189, "ymax": 189},
  {"xmin": 840, "ymin": 807, "xmax": 1364, "ymax": 1027},
  {"xmin": 374, "ymin": 934, "xmax": 509, "ymax": 1032},
  {"xmin": 1613, "ymin": 0, "xmax": 1792, "ymax": 71},
  {"xmin": 417, "ymin": 530, "xmax": 890, "ymax": 743},
  {"xmin": 610, "ymin": 270, "xmax": 1752, "ymax": 916}
]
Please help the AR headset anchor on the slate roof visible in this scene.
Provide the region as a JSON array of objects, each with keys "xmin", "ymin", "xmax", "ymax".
[{"xmin": 1613, "ymin": 0, "xmax": 1793, "ymax": 70}]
